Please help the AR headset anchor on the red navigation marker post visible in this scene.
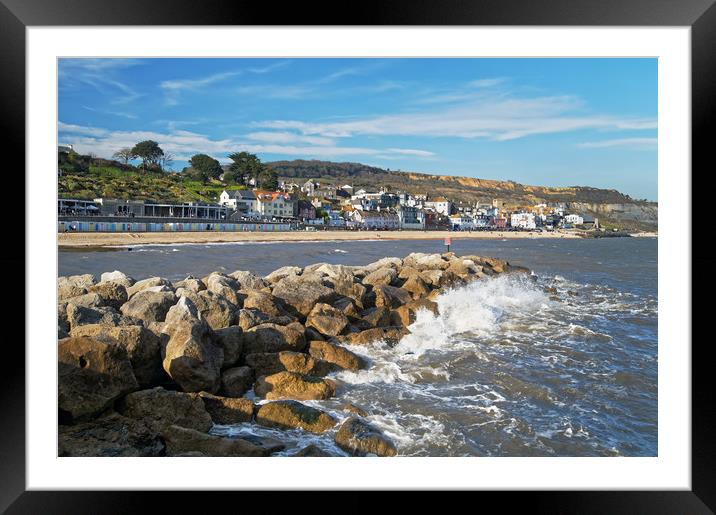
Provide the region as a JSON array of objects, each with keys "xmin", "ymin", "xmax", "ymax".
[{"xmin": 444, "ymin": 236, "xmax": 451, "ymax": 253}]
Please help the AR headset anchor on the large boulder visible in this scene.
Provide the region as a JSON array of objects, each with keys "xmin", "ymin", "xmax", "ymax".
[
  {"xmin": 220, "ymin": 366, "xmax": 254, "ymax": 397},
  {"xmin": 58, "ymin": 336, "xmax": 138, "ymax": 423},
  {"xmin": 87, "ymin": 281, "xmax": 128, "ymax": 309},
  {"xmin": 58, "ymin": 412, "xmax": 163, "ymax": 457},
  {"xmin": 174, "ymin": 276, "xmax": 206, "ymax": 293},
  {"xmin": 198, "ymin": 392, "xmax": 254, "ymax": 424},
  {"xmin": 242, "ymin": 291, "xmax": 290, "ymax": 318},
  {"xmin": 117, "ymin": 387, "xmax": 213, "ymax": 432},
  {"xmin": 406, "ymin": 253, "xmax": 450, "ymax": 271},
  {"xmin": 213, "ymin": 326, "xmax": 243, "ymax": 368},
  {"xmin": 229, "ymin": 270, "xmax": 267, "ymax": 291},
  {"xmin": 254, "ymin": 371, "xmax": 336, "ymax": 401},
  {"xmin": 245, "ymin": 351, "xmax": 338, "ymax": 377},
  {"xmin": 126, "ymin": 277, "xmax": 173, "ymax": 299},
  {"xmin": 400, "ymin": 274, "xmax": 431, "ymax": 300},
  {"xmin": 293, "ymin": 444, "xmax": 336, "ymax": 457},
  {"xmin": 271, "ymin": 275, "xmax": 336, "ymax": 318},
  {"xmin": 181, "ymin": 290, "xmax": 236, "ymax": 330},
  {"xmin": 363, "ymin": 267, "xmax": 398, "ymax": 287},
  {"xmin": 338, "ymin": 326, "xmax": 408, "ymax": 346},
  {"xmin": 242, "ymin": 323, "xmax": 306, "ymax": 354},
  {"xmin": 100, "ymin": 270, "xmax": 135, "ymax": 288},
  {"xmin": 360, "ymin": 307, "xmax": 392, "ymax": 328},
  {"xmin": 264, "ymin": 266, "xmax": 302, "ymax": 283},
  {"xmin": 335, "ymin": 417, "xmax": 397, "ymax": 457},
  {"xmin": 66, "ymin": 304, "xmax": 125, "ymax": 331},
  {"xmin": 58, "ymin": 274, "xmax": 95, "ymax": 300},
  {"xmin": 120, "ymin": 290, "xmax": 177, "ymax": 323},
  {"xmin": 364, "ymin": 257, "xmax": 403, "ymax": 272},
  {"xmin": 63, "ymin": 292, "xmax": 104, "ymax": 309},
  {"xmin": 69, "ymin": 324, "xmax": 163, "ymax": 388},
  {"xmin": 307, "ymin": 340, "xmax": 365, "ymax": 371},
  {"xmin": 161, "ymin": 425, "xmax": 278, "ymax": 457},
  {"xmin": 206, "ymin": 273, "xmax": 243, "ymax": 307},
  {"xmin": 446, "ymin": 258, "xmax": 482, "ymax": 279},
  {"xmin": 256, "ymin": 400, "xmax": 336, "ymax": 433},
  {"xmin": 161, "ymin": 297, "xmax": 223, "ymax": 393},
  {"xmin": 391, "ymin": 299, "xmax": 439, "ymax": 327},
  {"xmin": 306, "ymin": 303, "xmax": 349, "ymax": 337},
  {"xmin": 236, "ymin": 308, "xmax": 271, "ymax": 330},
  {"xmin": 372, "ymin": 284, "xmax": 412, "ymax": 309}
]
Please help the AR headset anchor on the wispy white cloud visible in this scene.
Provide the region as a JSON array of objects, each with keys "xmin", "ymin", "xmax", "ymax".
[
  {"xmin": 160, "ymin": 71, "xmax": 242, "ymax": 105},
  {"xmin": 59, "ymin": 59, "xmax": 143, "ymax": 104},
  {"xmin": 57, "ymin": 122, "xmax": 437, "ymax": 165},
  {"xmin": 253, "ymin": 94, "xmax": 656, "ymax": 141},
  {"xmin": 245, "ymin": 131, "xmax": 336, "ymax": 146},
  {"xmin": 82, "ymin": 106, "xmax": 137, "ymax": 119},
  {"xmin": 247, "ymin": 60, "xmax": 292, "ymax": 74},
  {"xmin": 577, "ymin": 137, "xmax": 657, "ymax": 149}
]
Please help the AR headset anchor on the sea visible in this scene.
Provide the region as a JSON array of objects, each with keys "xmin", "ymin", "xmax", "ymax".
[{"xmin": 59, "ymin": 237, "xmax": 658, "ymax": 457}]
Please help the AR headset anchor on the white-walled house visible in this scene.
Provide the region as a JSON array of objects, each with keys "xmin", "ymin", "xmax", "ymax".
[
  {"xmin": 425, "ymin": 197, "xmax": 452, "ymax": 216},
  {"xmin": 397, "ymin": 205, "xmax": 425, "ymax": 229},
  {"xmin": 219, "ymin": 190, "xmax": 258, "ymax": 214},
  {"xmin": 255, "ymin": 191, "xmax": 295, "ymax": 219},
  {"xmin": 564, "ymin": 214, "xmax": 584, "ymax": 225},
  {"xmin": 510, "ymin": 212, "xmax": 537, "ymax": 230},
  {"xmin": 449, "ymin": 213, "xmax": 475, "ymax": 230}
]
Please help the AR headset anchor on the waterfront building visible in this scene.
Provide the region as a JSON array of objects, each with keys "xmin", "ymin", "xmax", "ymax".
[
  {"xmin": 255, "ymin": 191, "xmax": 296, "ymax": 219},
  {"xmin": 564, "ymin": 214, "xmax": 584, "ymax": 225},
  {"xmin": 510, "ymin": 212, "xmax": 537, "ymax": 230},
  {"xmin": 397, "ymin": 205, "xmax": 425, "ymax": 230},
  {"xmin": 425, "ymin": 197, "xmax": 452, "ymax": 216},
  {"xmin": 219, "ymin": 189, "xmax": 258, "ymax": 214}
]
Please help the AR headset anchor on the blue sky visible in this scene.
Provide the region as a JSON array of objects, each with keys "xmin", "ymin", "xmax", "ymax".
[{"xmin": 58, "ymin": 58, "xmax": 657, "ymax": 200}]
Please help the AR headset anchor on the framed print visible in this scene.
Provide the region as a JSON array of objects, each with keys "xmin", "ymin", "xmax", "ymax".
[{"xmin": 4, "ymin": 0, "xmax": 713, "ymax": 511}]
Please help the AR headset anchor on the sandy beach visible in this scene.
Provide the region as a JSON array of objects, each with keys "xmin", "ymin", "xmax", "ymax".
[{"xmin": 58, "ymin": 229, "xmax": 583, "ymax": 248}]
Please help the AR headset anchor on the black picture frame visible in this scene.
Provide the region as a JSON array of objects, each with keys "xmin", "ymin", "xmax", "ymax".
[{"xmin": 3, "ymin": 0, "xmax": 711, "ymax": 512}]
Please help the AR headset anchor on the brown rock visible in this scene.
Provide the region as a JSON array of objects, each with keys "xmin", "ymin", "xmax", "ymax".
[
  {"xmin": 243, "ymin": 323, "xmax": 306, "ymax": 354},
  {"xmin": 363, "ymin": 267, "xmax": 398, "ymax": 287},
  {"xmin": 391, "ymin": 299, "xmax": 440, "ymax": 327},
  {"xmin": 254, "ymin": 371, "xmax": 336, "ymax": 400},
  {"xmin": 256, "ymin": 400, "xmax": 337, "ymax": 433},
  {"xmin": 181, "ymin": 290, "xmax": 236, "ymax": 329},
  {"xmin": 87, "ymin": 281, "xmax": 128, "ymax": 310},
  {"xmin": 229, "ymin": 270, "xmax": 268, "ymax": 290},
  {"xmin": 58, "ymin": 337, "xmax": 138, "ymax": 422},
  {"xmin": 161, "ymin": 425, "xmax": 277, "ymax": 456},
  {"xmin": 206, "ymin": 273, "xmax": 242, "ymax": 307},
  {"xmin": 372, "ymin": 284, "xmax": 412, "ymax": 309},
  {"xmin": 220, "ymin": 366, "xmax": 254, "ymax": 397},
  {"xmin": 70, "ymin": 323, "xmax": 163, "ymax": 388},
  {"xmin": 293, "ymin": 444, "xmax": 335, "ymax": 456},
  {"xmin": 245, "ymin": 351, "xmax": 338, "ymax": 377},
  {"xmin": 308, "ymin": 340, "xmax": 365, "ymax": 371},
  {"xmin": 117, "ymin": 386, "xmax": 213, "ymax": 432},
  {"xmin": 161, "ymin": 297, "xmax": 223, "ymax": 393},
  {"xmin": 126, "ymin": 277, "xmax": 173, "ymax": 299},
  {"xmin": 198, "ymin": 392, "xmax": 255, "ymax": 424},
  {"xmin": 342, "ymin": 403, "xmax": 369, "ymax": 417},
  {"xmin": 66, "ymin": 304, "xmax": 125, "ymax": 331},
  {"xmin": 58, "ymin": 412, "xmax": 163, "ymax": 457},
  {"xmin": 335, "ymin": 417, "xmax": 397, "ymax": 457},
  {"xmin": 271, "ymin": 275, "xmax": 336, "ymax": 318},
  {"xmin": 360, "ymin": 307, "xmax": 392, "ymax": 328},
  {"xmin": 401, "ymin": 274, "xmax": 432, "ymax": 299},
  {"xmin": 100, "ymin": 271, "xmax": 135, "ymax": 288},
  {"xmin": 340, "ymin": 326, "xmax": 408, "ymax": 346},
  {"xmin": 306, "ymin": 303, "xmax": 349, "ymax": 337},
  {"xmin": 120, "ymin": 290, "xmax": 177, "ymax": 323},
  {"xmin": 264, "ymin": 265, "xmax": 302, "ymax": 283},
  {"xmin": 242, "ymin": 291, "xmax": 290, "ymax": 318},
  {"xmin": 213, "ymin": 326, "xmax": 243, "ymax": 368}
]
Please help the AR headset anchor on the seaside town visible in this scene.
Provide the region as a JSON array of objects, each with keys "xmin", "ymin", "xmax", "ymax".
[{"xmin": 58, "ymin": 145, "xmax": 601, "ymax": 235}]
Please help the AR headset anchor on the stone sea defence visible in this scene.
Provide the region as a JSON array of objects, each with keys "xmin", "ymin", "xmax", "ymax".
[{"xmin": 57, "ymin": 252, "xmax": 529, "ymax": 457}]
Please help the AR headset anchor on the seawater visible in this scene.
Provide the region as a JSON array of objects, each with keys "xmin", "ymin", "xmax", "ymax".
[{"xmin": 59, "ymin": 237, "xmax": 658, "ymax": 456}]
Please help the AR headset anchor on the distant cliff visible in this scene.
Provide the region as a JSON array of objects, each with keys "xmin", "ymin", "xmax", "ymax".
[{"xmin": 268, "ymin": 159, "xmax": 657, "ymax": 229}]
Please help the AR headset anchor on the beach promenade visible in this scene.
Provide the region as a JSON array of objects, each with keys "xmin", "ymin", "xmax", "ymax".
[{"xmin": 58, "ymin": 229, "xmax": 583, "ymax": 248}]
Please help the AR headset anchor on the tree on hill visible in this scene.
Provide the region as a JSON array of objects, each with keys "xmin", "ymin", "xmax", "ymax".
[
  {"xmin": 187, "ymin": 153, "xmax": 222, "ymax": 181},
  {"xmin": 257, "ymin": 167, "xmax": 278, "ymax": 190},
  {"xmin": 228, "ymin": 151, "xmax": 263, "ymax": 184},
  {"xmin": 131, "ymin": 140, "xmax": 164, "ymax": 172},
  {"xmin": 112, "ymin": 147, "xmax": 137, "ymax": 165}
]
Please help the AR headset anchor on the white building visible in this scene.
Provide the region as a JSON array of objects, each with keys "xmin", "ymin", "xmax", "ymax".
[
  {"xmin": 449, "ymin": 214, "xmax": 474, "ymax": 230},
  {"xmin": 255, "ymin": 191, "xmax": 295, "ymax": 219},
  {"xmin": 424, "ymin": 197, "xmax": 452, "ymax": 216},
  {"xmin": 564, "ymin": 214, "xmax": 584, "ymax": 225},
  {"xmin": 397, "ymin": 205, "xmax": 425, "ymax": 230},
  {"xmin": 510, "ymin": 212, "xmax": 537, "ymax": 230},
  {"xmin": 219, "ymin": 190, "xmax": 258, "ymax": 214}
]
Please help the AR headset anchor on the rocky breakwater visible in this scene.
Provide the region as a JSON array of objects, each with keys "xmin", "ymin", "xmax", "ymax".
[{"xmin": 57, "ymin": 253, "xmax": 529, "ymax": 457}]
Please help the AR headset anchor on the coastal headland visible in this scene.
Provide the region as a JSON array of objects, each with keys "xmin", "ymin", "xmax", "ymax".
[
  {"xmin": 58, "ymin": 229, "xmax": 583, "ymax": 248},
  {"xmin": 58, "ymin": 251, "xmax": 530, "ymax": 457}
]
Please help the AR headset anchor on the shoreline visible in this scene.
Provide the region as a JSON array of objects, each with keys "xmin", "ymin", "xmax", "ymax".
[{"xmin": 58, "ymin": 229, "xmax": 585, "ymax": 248}]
